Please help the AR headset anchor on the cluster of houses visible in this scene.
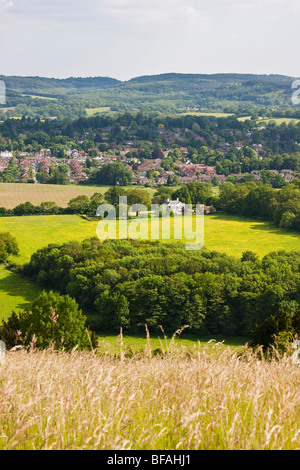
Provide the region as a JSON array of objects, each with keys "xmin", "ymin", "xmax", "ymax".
[
  {"xmin": 231, "ymin": 169, "xmax": 295, "ymax": 183},
  {"xmin": 0, "ymin": 149, "xmax": 89, "ymax": 183},
  {"xmin": 0, "ymin": 143, "xmax": 296, "ymax": 185},
  {"xmin": 130, "ymin": 158, "xmax": 295, "ymax": 186},
  {"xmin": 130, "ymin": 159, "xmax": 228, "ymax": 185}
]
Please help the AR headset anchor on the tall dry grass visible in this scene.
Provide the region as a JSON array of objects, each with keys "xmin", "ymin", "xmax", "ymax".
[{"xmin": 0, "ymin": 342, "xmax": 300, "ymax": 450}]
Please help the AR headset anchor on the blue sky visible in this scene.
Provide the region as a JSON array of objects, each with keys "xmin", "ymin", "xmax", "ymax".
[{"xmin": 0, "ymin": 0, "xmax": 299, "ymax": 80}]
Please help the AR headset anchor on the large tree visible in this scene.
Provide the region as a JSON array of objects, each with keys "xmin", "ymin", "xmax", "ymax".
[
  {"xmin": 0, "ymin": 232, "xmax": 19, "ymax": 263},
  {"xmin": 95, "ymin": 163, "xmax": 132, "ymax": 186},
  {"xmin": 0, "ymin": 291, "xmax": 97, "ymax": 351}
]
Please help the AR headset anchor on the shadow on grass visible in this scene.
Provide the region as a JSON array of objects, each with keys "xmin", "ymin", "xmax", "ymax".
[
  {"xmin": 249, "ymin": 223, "xmax": 300, "ymax": 239},
  {"xmin": 0, "ymin": 267, "xmax": 41, "ymax": 312},
  {"xmin": 209, "ymin": 213, "xmax": 300, "ymax": 239}
]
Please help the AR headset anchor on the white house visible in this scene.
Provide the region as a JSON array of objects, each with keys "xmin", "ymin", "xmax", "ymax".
[
  {"xmin": 0, "ymin": 150, "xmax": 13, "ymax": 158},
  {"xmin": 161, "ymin": 198, "xmax": 186, "ymax": 215}
]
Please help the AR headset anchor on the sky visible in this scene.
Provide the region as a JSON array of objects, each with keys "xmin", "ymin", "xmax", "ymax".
[{"xmin": 0, "ymin": 0, "xmax": 299, "ymax": 81}]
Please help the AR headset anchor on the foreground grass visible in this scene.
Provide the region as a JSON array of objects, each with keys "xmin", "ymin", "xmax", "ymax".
[{"xmin": 0, "ymin": 346, "xmax": 300, "ymax": 450}]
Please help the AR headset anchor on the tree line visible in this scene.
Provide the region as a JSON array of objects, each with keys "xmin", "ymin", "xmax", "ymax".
[
  {"xmin": 168, "ymin": 179, "xmax": 300, "ymax": 233},
  {"xmin": 2, "ymin": 230, "xmax": 300, "ymax": 353}
]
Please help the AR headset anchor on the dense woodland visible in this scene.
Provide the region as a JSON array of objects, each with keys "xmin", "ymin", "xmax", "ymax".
[{"xmin": 22, "ymin": 238, "xmax": 300, "ymax": 342}]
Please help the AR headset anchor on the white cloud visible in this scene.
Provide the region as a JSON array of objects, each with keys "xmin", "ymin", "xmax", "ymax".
[
  {"xmin": 0, "ymin": 0, "xmax": 13, "ymax": 12},
  {"xmin": 102, "ymin": 0, "xmax": 210, "ymax": 34},
  {"xmin": 0, "ymin": 0, "xmax": 299, "ymax": 79},
  {"xmin": 0, "ymin": 0, "xmax": 210, "ymax": 34}
]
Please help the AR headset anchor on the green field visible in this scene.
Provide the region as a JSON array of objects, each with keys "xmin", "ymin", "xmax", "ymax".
[
  {"xmin": 0, "ymin": 212, "xmax": 299, "ymax": 264},
  {"xmin": 0, "ymin": 183, "xmax": 105, "ymax": 209},
  {"xmin": 96, "ymin": 331, "xmax": 247, "ymax": 354},
  {"xmin": 21, "ymin": 94, "xmax": 58, "ymax": 101},
  {"xmin": 178, "ymin": 111, "xmax": 233, "ymax": 118},
  {"xmin": 258, "ymin": 118, "xmax": 300, "ymax": 125},
  {"xmin": 237, "ymin": 116, "xmax": 300, "ymax": 124},
  {"xmin": 85, "ymin": 107, "xmax": 111, "ymax": 116}
]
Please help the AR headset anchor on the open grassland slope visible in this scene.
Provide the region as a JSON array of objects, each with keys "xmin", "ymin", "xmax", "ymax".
[{"xmin": 0, "ymin": 346, "xmax": 300, "ymax": 450}]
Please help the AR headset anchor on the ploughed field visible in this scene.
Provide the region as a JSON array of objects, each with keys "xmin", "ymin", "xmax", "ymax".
[{"xmin": 0, "ymin": 183, "xmax": 155, "ymax": 209}]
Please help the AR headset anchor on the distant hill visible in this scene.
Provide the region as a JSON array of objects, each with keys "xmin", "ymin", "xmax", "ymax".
[
  {"xmin": 0, "ymin": 73, "xmax": 299, "ymax": 119},
  {"xmin": 0, "ymin": 75, "xmax": 121, "ymax": 95},
  {"xmin": 127, "ymin": 72, "xmax": 296, "ymax": 83}
]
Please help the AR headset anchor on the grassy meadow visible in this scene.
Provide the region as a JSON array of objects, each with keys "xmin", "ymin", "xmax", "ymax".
[
  {"xmin": 178, "ymin": 111, "xmax": 234, "ymax": 118},
  {"xmin": 96, "ymin": 330, "xmax": 247, "ymax": 355},
  {"xmin": 258, "ymin": 118, "xmax": 300, "ymax": 125},
  {"xmin": 0, "ymin": 267, "xmax": 41, "ymax": 320},
  {"xmin": 0, "ymin": 212, "xmax": 299, "ymax": 265},
  {"xmin": 85, "ymin": 107, "xmax": 111, "ymax": 116},
  {"xmin": 1, "ymin": 346, "xmax": 300, "ymax": 450}
]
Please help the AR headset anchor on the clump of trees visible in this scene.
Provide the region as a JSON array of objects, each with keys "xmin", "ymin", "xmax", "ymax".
[
  {"xmin": 249, "ymin": 308, "xmax": 300, "ymax": 354},
  {"xmin": 209, "ymin": 179, "xmax": 300, "ymax": 232},
  {"xmin": 0, "ymin": 232, "xmax": 19, "ymax": 262},
  {"xmin": 22, "ymin": 239, "xmax": 300, "ymax": 341},
  {"xmin": 91, "ymin": 162, "xmax": 133, "ymax": 186},
  {"xmin": 0, "ymin": 290, "xmax": 98, "ymax": 351}
]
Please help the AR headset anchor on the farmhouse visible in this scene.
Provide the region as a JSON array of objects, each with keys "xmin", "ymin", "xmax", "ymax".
[
  {"xmin": 0, "ymin": 151, "xmax": 13, "ymax": 158},
  {"xmin": 204, "ymin": 205, "xmax": 216, "ymax": 214},
  {"xmin": 162, "ymin": 198, "xmax": 186, "ymax": 215}
]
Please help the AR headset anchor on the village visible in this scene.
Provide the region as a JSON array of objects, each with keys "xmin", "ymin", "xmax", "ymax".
[{"xmin": 0, "ymin": 143, "xmax": 295, "ymax": 186}]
